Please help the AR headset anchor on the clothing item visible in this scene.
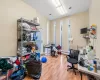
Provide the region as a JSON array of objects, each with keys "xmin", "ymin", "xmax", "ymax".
[
  {"xmin": 10, "ymin": 66, "xmax": 26, "ymax": 80},
  {"xmin": 0, "ymin": 59, "xmax": 13, "ymax": 72}
]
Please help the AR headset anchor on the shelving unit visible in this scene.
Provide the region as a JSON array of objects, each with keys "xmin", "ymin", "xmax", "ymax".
[
  {"xmin": 17, "ymin": 18, "xmax": 42, "ymax": 58},
  {"xmin": 83, "ymin": 25, "xmax": 97, "ymax": 40},
  {"xmin": 82, "ymin": 25, "xmax": 97, "ymax": 50},
  {"xmin": 17, "ymin": 18, "xmax": 40, "ymax": 26}
]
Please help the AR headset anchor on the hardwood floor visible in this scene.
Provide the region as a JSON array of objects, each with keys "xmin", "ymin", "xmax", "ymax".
[{"xmin": 24, "ymin": 55, "xmax": 88, "ymax": 80}]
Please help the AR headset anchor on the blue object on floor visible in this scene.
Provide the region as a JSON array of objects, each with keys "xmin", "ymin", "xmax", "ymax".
[{"xmin": 41, "ymin": 57, "xmax": 47, "ymax": 63}]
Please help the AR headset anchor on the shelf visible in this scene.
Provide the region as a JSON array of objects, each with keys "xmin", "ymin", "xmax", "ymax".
[
  {"xmin": 83, "ymin": 37, "xmax": 90, "ymax": 39},
  {"xmin": 22, "ymin": 52, "xmax": 31, "ymax": 56},
  {"xmin": 17, "ymin": 18, "xmax": 40, "ymax": 26},
  {"xmin": 35, "ymin": 50, "xmax": 40, "ymax": 52},
  {"xmin": 83, "ymin": 36, "xmax": 97, "ymax": 39},
  {"xmin": 18, "ymin": 40, "xmax": 42, "ymax": 43},
  {"xmin": 18, "ymin": 29, "xmax": 40, "ymax": 32},
  {"xmin": 21, "ymin": 50, "xmax": 40, "ymax": 56}
]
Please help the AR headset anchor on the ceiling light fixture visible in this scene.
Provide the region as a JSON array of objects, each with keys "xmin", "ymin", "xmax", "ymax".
[
  {"xmin": 52, "ymin": 0, "xmax": 67, "ymax": 15},
  {"xmin": 57, "ymin": 6, "xmax": 66, "ymax": 15},
  {"xmin": 52, "ymin": 0, "xmax": 61, "ymax": 7}
]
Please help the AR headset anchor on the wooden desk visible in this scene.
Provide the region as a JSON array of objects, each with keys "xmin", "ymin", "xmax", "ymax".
[{"xmin": 78, "ymin": 55, "xmax": 100, "ymax": 80}]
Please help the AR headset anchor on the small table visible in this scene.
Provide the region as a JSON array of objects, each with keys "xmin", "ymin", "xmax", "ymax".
[{"xmin": 78, "ymin": 54, "xmax": 100, "ymax": 80}]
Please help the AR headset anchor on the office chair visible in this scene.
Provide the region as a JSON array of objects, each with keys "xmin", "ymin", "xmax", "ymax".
[{"xmin": 67, "ymin": 49, "xmax": 79, "ymax": 75}]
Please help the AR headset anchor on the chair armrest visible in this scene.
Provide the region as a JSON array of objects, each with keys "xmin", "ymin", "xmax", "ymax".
[
  {"xmin": 67, "ymin": 55, "xmax": 72, "ymax": 58},
  {"xmin": 66, "ymin": 55, "xmax": 71, "ymax": 59}
]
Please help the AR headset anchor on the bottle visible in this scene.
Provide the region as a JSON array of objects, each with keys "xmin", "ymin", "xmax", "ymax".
[{"xmin": 93, "ymin": 60, "xmax": 97, "ymax": 73}]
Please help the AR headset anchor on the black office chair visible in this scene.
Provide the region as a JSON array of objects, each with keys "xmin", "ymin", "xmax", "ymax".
[{"xmin": 67, "ymin": 49, "xmax": 79, "ymax": 75}]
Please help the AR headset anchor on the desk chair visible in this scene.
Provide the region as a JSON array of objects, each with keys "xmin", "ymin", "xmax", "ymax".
[{"xmin": 67, "ymin": 49, "xmax": 79, "ymax": 75}]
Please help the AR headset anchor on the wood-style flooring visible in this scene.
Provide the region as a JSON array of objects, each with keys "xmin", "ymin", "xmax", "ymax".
[{"xmin": 24, "ymin": 55, "xmax": 88, "ymax": 80}]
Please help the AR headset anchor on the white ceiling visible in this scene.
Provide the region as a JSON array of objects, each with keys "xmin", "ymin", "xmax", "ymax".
[{"xmin": 23, "ymin": 0, "xmax": 91, "ymax": 20}]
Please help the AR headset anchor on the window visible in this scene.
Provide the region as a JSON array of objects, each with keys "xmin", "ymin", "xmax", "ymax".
[
  {"xmin": 47, "ymin": 21, "xmax": 49, "ymax": 44},
  {"xmin": 53, "ymin": 22, "xmax": 56, "ymax": 44},
  {"xmin": 60, "ymin": 21, "xmax": 63, "ymax": 46},
  {"xmin": 67, "ymin": 19, "xmax": 71, "ymax": 50}
]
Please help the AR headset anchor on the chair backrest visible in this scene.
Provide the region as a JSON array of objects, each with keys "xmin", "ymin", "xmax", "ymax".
[
  {"xmin": 70, "ymin": 49, "xmax": 79, "ymax": 60},
  {"xmin": 69, "ymin": 49, "xmax": 74, "ymax": 57},
  {"xmin": 74, "ymin": 50, "xmax": 79, "ymax": 60}
]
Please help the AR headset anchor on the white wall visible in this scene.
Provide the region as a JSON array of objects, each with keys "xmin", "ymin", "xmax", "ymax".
[{"xmin": 89, "ymin": 0, "xmax": 100, "ymax": 58}]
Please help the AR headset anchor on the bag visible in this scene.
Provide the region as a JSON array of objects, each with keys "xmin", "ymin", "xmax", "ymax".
[
  {"xmin": 26, "ymin": 59, "xmax": 42, "ymax": 79},
  {"xmin": 10, "ymin": 66, "xmax": 26, "ymax": 80}
]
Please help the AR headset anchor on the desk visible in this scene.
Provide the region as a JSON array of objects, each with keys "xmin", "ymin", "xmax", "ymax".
[{"xmin": 78, "ymin": 54, "xmax": 100, "ymax": 80}]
